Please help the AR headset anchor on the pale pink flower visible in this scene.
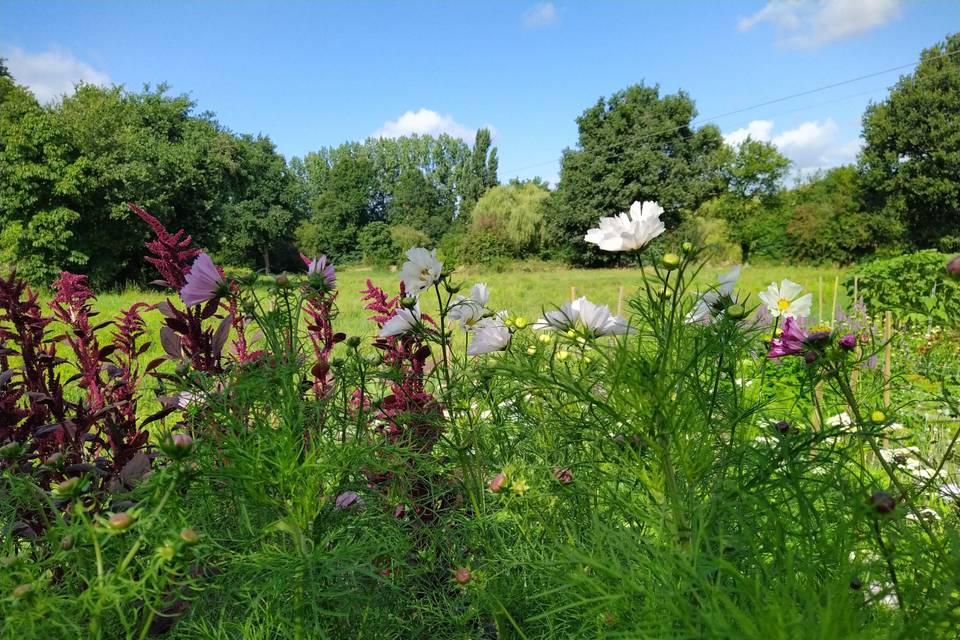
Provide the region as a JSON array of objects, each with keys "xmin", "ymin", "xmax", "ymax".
[{"xmin": 180, "ymin": 252, "xmax": 224, "ymax": 307}]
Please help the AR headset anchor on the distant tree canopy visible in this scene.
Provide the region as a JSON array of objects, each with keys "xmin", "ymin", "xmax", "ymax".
[
  {"xmin": 859, "ymin": 32, "xmax": 960, "ymax": 251},
  {"xmin": 546, "ymin": 84, "xmax": 727, "ymax": 266},
  {"xmin": 293, "ymin": 130, "xmax": 499, "ymax": 262},
  {"xmin": 1, "ymin": 32, "xmax": 958, "ymax": 286}
]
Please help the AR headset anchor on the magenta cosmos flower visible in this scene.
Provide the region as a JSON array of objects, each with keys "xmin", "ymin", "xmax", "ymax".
[
  {"xmin": 767, "ymin": 317, "xmax": 808, "ymax": 359},
  {"xmin": 180, "ymin": 252, "xmax": 225, "ymax": 307}
]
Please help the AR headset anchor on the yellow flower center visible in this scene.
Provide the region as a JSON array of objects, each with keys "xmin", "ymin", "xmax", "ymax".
[
  {"xmin": 777, "ymin": 298, "xmax": 790, "ymax": 312},
  {"xmin": 419, "ymin": 267, "xmax": 431, "ymax": 281}
]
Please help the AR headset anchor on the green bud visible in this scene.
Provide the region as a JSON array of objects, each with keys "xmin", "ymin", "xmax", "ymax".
[
  {"xmin": 726, "ymin": 304, "xmax": 746, "ymax": 320},
  {"xmin": 870, "ymin": 410, "xmax": 887, "ymax": 424},
  {"xmin": 107, "ymin": 512, "xmax": 135, "ymax": 532},
  {"xmin": 346, "ymin": 336, "xmax": 362, "ymax": 349},
  {"xmin": 331, "ymin": 357, "xmax": 345, "ymax": 368},
  {"xmin": 400, "ymin": 296, "xmax": 418, "ymax": 309},
  {"xmin": 0, "ymin": 441, "xmax": 22, "ymax": 460},
  {"xmin": 661, "ymin": 253, "xmax": 681, "ymax": 270},
  {"xmin": 54, "ymin": 477, "xmax": 82, "ymax": 497},
  {"xmin": 158, "ymin": 543, "xmax": 177, "ymax": 561},
  {"xmin": 60, "ymin": 535, "xmax": 74, "ymax": 551},
  {"xmin": 44, "ymin": 452, "xmax": 64, "ymax": 466},
  {"xmin": 681, "ymin": 241, "xmax": 694, "ymax": 253},
  {"xmin": 274, "ymin": 274, "xmax": 290, "ymax": 287}
]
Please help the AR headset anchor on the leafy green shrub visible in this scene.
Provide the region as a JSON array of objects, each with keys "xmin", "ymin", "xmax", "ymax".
[
  {"xmin": 845, "ymin": 249, "xmax": 960, "ymax": 323},
  {"xmin": 389, "ymin": 224, "xmax": 432, "ymax": 253},
  {"xmin": 461, "ymin": 225, "xmax": 512, "ymax": 264}
]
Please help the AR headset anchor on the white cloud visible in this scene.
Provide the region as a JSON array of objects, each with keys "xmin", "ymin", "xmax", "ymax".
[
  {"xmin": 724, "ymin": 120, "xmax": 775, "ymax": 146},
  {"xmin": 522, "ymin": 2, "xmax": 558, "ymax": 29},
  {"xmin": 4, "ymin": 46, "xmax": 110, "ymax": 104},
  {"xmin": 724, "ymin": 118, "xmax": 860, "ymax": 174},
  {"xmin": 372, "ymin": 108, "xmax": 496, "ymax": 143},
  {"xmin": 738, "ymin": 0, "xmax": 902, "ymax": 48}
]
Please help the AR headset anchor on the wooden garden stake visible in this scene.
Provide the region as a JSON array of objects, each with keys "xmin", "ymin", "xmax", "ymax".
[
  {"xmin": 570, "ymin": 286, "xmax": 577, "ymax": 302},
  {"xmin": 818, "ymin": 276, "xmax": 824, "ymax": 324},
  {"xmin": 813, "ymin": 382, "xmax": 824, "ymax": 432},
  {"xmin": 883, "ymin": 310, "xmax": 892, "ymax": 408},
  {"xmin": 830, "ymin": 276, "xmax": 839, "ymax": 326},
  {"xmin": 617, "ymin": 285, "xmax": 625, "ymax": 317}
]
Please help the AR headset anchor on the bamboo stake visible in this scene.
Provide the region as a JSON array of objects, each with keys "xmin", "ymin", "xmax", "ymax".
[
  {"xmin": 883, "ymin": 310, "xmax": 892, "ymax": 408},
  {"xmin": 616, "ymin": 285, "xmax": 625, "ymax": 317},
  {"xmin": 830, "ymin": 276, "xmax": 839, "ymax": 326},
  {"xmin": 570, "ymin": 286, "xmax": 577, "ymax": 302},
  {"xmin": 818, "ymin": 276, "xmax": 824, "ymax": 324},
  {"xmin": 813, "ymin": 383, "xmax": 824, "ymax": 432},
  {"xmin": 853, "ymin": 276, "xmax": 859, "ymax": 305}
]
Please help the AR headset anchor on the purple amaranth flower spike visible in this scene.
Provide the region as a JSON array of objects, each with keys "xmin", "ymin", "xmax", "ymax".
[
  {"xmin": 180, "ymin": 253, "xmax": 225, "ymax": 307},
  {"xmin": 767, "ymin": 317, "xmax": 808, "ymax": 359},
  {"xmin": 129, "ymin": 203, "xmax": 200, "ymax": 290},
  {"xmin": 839, "ymin": 333, "xmax": 857, "ymax": 350}
]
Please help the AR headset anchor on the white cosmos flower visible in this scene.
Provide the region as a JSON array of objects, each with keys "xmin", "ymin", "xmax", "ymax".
[
  {"xmin": 398, "ymin": 247, "xmax": 443, "ymax": 296},
  {"xmin": 584, "ymin": 200, "xmax": 666, "ymax": 252},
  {"xmin": 533, "ymin": 297, "xmax": 631, "ymax": 336},
  {"xmin": 379, "ymin": 305, "xmax": 421, "ymax": 338},
  {"xmin": 938, "ymin": 483, "xmax": 960, "ymax": 500},
  {"xmin": 758, "ymin": 279, "xmax": 812, "ymax": 319},
  {"xmin": 467, "ymin": 313, "xmax": 511, "ymax": 355},
  {"xmin": 449, "ymin": 283, "xmax": 489, "ymax": 331},
  {"xmin": 686, "ymin": 265, "xmax": 742, "ymax": 324}
]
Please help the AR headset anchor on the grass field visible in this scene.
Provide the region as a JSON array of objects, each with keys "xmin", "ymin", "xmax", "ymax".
[{"xmin": 86, "ymin": 262, "xmax": 849, "ymax": 357}]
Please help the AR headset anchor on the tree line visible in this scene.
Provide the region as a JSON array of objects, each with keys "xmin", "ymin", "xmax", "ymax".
[{"xmin": 1, "ymin": 32, "xmax": 957, "ymax": 287}]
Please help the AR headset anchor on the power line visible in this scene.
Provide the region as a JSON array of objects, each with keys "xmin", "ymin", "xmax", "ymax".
[{"xmin": 503, "ymin": 47, "xmax": 960, "ymax": 176}]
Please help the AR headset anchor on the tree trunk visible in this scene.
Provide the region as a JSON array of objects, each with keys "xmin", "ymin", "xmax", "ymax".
[
  {"xmin": 262, "ymin": 249, "xmax": 272, "ymax": 275},
  {"xmin": 741, "ymin": 242, "xmax": 750, "ymax": 265}
]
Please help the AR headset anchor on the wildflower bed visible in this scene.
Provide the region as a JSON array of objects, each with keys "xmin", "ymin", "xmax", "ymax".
[{"xmin": 1, "ymin": 202, "xmax": 959, "ymax": 639}]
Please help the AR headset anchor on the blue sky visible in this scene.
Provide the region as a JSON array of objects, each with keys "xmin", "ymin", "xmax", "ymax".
[{"xmin": 2, "ymin": 1, "xmax": 957, "ymax": 183}]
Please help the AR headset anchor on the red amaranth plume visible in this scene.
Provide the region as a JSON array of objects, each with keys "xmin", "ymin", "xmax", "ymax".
[
  {"xmin": 49, "ymin": 271, "xmax": 105, "ymax": 410},
  {"xmin": 129, "ymin": 202, "xmax": 200, "ymax": 290}
]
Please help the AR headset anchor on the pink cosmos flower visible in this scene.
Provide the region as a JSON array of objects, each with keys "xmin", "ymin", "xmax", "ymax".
[
  {"xmin": 301, "ymin": 253, "xmax": 336, "ymax": 290},
  {"xmin": 767, "ymin": 317, "xmax": 808, "ymax": 359},
  {"xmin": 180, "ymin": 253, "xmax": 224, "ymax": 307}
]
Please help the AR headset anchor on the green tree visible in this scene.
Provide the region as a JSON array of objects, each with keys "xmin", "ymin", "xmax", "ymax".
[
  {"xmin": 547, "ymin": 84, "xmax": 726, "ymax": 266},
  {"xmin": 859, "ymin": 32, "xmax": 960, "ymax": 250},
  {"xmin": 714, "ymin": 137, "xmax": 791, "ymax": 263},
  {"xmin": 457, "ymin": 128, "xmax": 499, "ymax": 218},
  {"xmin": 218, "ymin": 135, "xmax": 303, "ymax": 273},
  {"xmin": 0, "ymin": 81, "xmax": 239, "ymax": 286},
  {"xmin": 358, "ymin": 221, "xmax": 399, "ymax": 266},
  {"xmin": 784, "ymin": 166, "xmax": 890, "ymax": 264},
  {"xmin": 0, "ymin": 58, "xmax": 9, "ymax": 78},
  {"xmin": 470, "ymin": 182, "xmax": 550, "ymax": 256},
  {"xmin": 386, "ymin": 170, "xmax": 447, "ymax": 242}
]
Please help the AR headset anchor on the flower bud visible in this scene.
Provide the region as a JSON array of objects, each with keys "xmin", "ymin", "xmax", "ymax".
[
  {"xmin": 804, "ymin": 351, "xmax": 819, "ymax": 364},
  {"xmin": 870, "ymin": 410, "xmax": 887, "ymax": 424},
  {"xmin": 346, "ymin": 336, "xmax": 361, "ymax": 349},
  {"xmin": 514, "ymin": 316, "xmax": 529, "ymax": 329},
  {"xmin": 0, "ymin": 441, "xmax": 22, "ymax": 460},
  {"xmin": 11, "ymin": 583, "xmax": 32, "ymax": 599},
  {"xmin": 179, "ymin": 528, "xmax": 200, "ymax": 546},
  {"xmin": 163, "ymin": 433, "xmax": 194, "ymax": 459},
  {"xmin": 331, "ymin": 357, "xmax": 345, "ymax": 368},
  {"xmin": 60, "ymin": 535, "xmax": 74, "ymax": 551},
  {"xmin": 538, "ymin": 333, "xmax": 552, "ymax": 344},
  {"xmin": 947, "ymin": 255, "xmax": 960, "ymax": 279},
  {"xmin": 553, "ymin": 467, "xmax": 573, "ymax": 485},
  {"xmin": 849, "ymin": 577, "xmax": 862, "ymax": 590},
  {"xmin": 726, "ymin": 304, "xmax": 746, "ymax": 320},
  {"xmin": 556, "ymin": 350, "xmax": 571, "ymax": 362},
  {"xmin": 839, "ymin": 333, "xmax": 857, "ymax": 350},
  {"xmin": 44, "ymin": 452, "xmax": 64, "ymax": 466},
  {"xmin": 274, "ymin": 274, "xmax": 290, "ymax": 287},
  {"xmin": 54, "ymin": 477, "xmax": 83, "ymax": 497},
  {"xmin": 489, "ymin": 473, "xmax": 508, "ymax": 493},
  {"xmin": 774, "ymin": 420, "xmax": 791, "ymax": 435},
  {"xmin": 400, "ymin": 296, "xmax": 417, "ymax": 309},
  {"xmin": 158, "ymin": 543, "xmax": 177, "ymax": 561},
  {"xmin": 661, "ymin": 253, "xmax": 681, "ymax": 270},
  {"xmin": 526, "ymin": 346, "xmax": 537, "ymax": 356},
  {"xmin": 681, "ymin": 241, "xmax": 694, "ymax": 253},
  {"xmin": 656, "ymin": 287, "xmax": 673, "ymax": 299},
  {"xmin": 454, "ymin": 567, "xmax": 471, "ymax": 585},
  {"xmin": 869, "ymin": 491, "xmax": 896, "ymax": 514},
  {"xmin": 107, "ymin": 512, "xmax": 135, "ymax": 531}
]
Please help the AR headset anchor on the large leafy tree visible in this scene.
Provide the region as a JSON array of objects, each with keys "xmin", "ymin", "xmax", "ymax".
[
  {"xmin": 713, "ymin": 138, "xmax": 791, "ymax": 263},
  {"xmin": 218, "ymin": 135, "xmax": 303, "ymax": 273},
  {"xmin": 0, "ymin": 81, "xmax": 241, "ymax": 286},
  {"xmin": 457, "ymin": 128, "xmax": 499, "ymax": 218},
  {"xmin": 547, "ymin": 84, "xmax": 726, "ymax": 265},
  {"xmin": 859, "ymin": 32, "xmax": 960, "ymax": 250}
]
